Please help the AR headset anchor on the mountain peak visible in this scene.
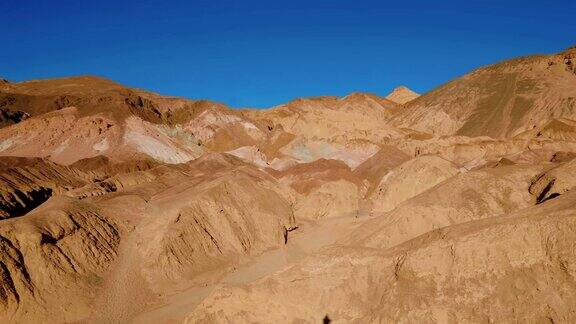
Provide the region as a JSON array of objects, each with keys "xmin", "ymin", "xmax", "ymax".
[{"xmin": 385, "ymin": 86, "xmax": 420, "ymax": 105}]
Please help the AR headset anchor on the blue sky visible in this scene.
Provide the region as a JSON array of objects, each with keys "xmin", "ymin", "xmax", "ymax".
[{"xmin": 1, "ymin": 0, "xmax": 575, "ymax": 108}]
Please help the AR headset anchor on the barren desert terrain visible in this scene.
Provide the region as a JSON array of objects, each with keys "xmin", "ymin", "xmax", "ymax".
[{"xmin": 1, "ymin": 46, "xmax": 576, "ymax": 323}]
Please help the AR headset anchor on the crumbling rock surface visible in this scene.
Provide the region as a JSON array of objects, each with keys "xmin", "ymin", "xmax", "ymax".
[{"xmin": 0, "ymin": 198, "xmax": 120, "ymax": 323}]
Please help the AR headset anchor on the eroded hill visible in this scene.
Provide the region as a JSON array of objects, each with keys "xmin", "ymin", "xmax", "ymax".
[{"xmin": 2, "ymin": 46, "xmax": 576, "ymax": 323}]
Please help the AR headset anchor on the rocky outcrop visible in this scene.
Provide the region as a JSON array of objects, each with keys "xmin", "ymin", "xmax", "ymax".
[
  {"xmin": 529, "ymin": 158, "xmax": 576, "ymax": 203},
  {"xmin": 0, "ymin": 157, "xmax": 89, "ymax": 219},
  {"xmin": 0, "ymin": 198, "xmax": 120, "ymax": 323},
  {"xmin": 0, "ymin": 108, "xmax": 29, "ymax": 127}
]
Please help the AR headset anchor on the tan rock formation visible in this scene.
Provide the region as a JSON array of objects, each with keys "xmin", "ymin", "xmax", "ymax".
[
  {"xmin": 385, "ymin": 85, "xmax": 420, "ymax": 104},
  {"xmin": 369, "ymin": 155, "xmax": 460, "ymax": 213},
  {"xmin": 2, "ymin": 46, "xmax": 576, "ymax": 323},
  {"xmin": 187, "ymin": 191, "xmax": 576, "ymax": 323}
]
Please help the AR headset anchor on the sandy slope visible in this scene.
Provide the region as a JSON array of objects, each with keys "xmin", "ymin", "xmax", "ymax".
[
  {"xmin": 132, "ymin": 216, "xmax": 364, "ymax": 323},
  {"xmin": 187, "ymin": 191, "xmax": 576, "ymax": 323}
]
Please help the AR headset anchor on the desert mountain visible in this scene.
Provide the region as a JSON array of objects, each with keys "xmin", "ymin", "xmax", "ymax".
[
  {"xmin": 385, "ymin": 85, "xmax": 420, "ymax": 104},
  {"xmin": 0, "ymin": 78, "xmax": 407, "ymax": 169},
  {"xmin": 2, "ymin": 46, "xmax": 576, "ymax": 323},
  {"xmin": 392, "ymin": 47, "xmax": 576, "ymax": 139}
]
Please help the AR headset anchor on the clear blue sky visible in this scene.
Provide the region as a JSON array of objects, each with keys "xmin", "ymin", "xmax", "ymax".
[{"xmin": 1, "ymin": 0, "xmax": 575, "ymax": 108}]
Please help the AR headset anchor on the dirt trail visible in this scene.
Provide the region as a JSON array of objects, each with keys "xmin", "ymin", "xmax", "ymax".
[{"xmin": 130, "ymin": 215, "xmax": 366, "ymax": 323}]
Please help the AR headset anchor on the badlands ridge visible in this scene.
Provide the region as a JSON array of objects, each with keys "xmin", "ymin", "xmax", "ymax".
[{"xmin": 1, "ymin": 46, "xmax": 576, "ymax": 323}]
